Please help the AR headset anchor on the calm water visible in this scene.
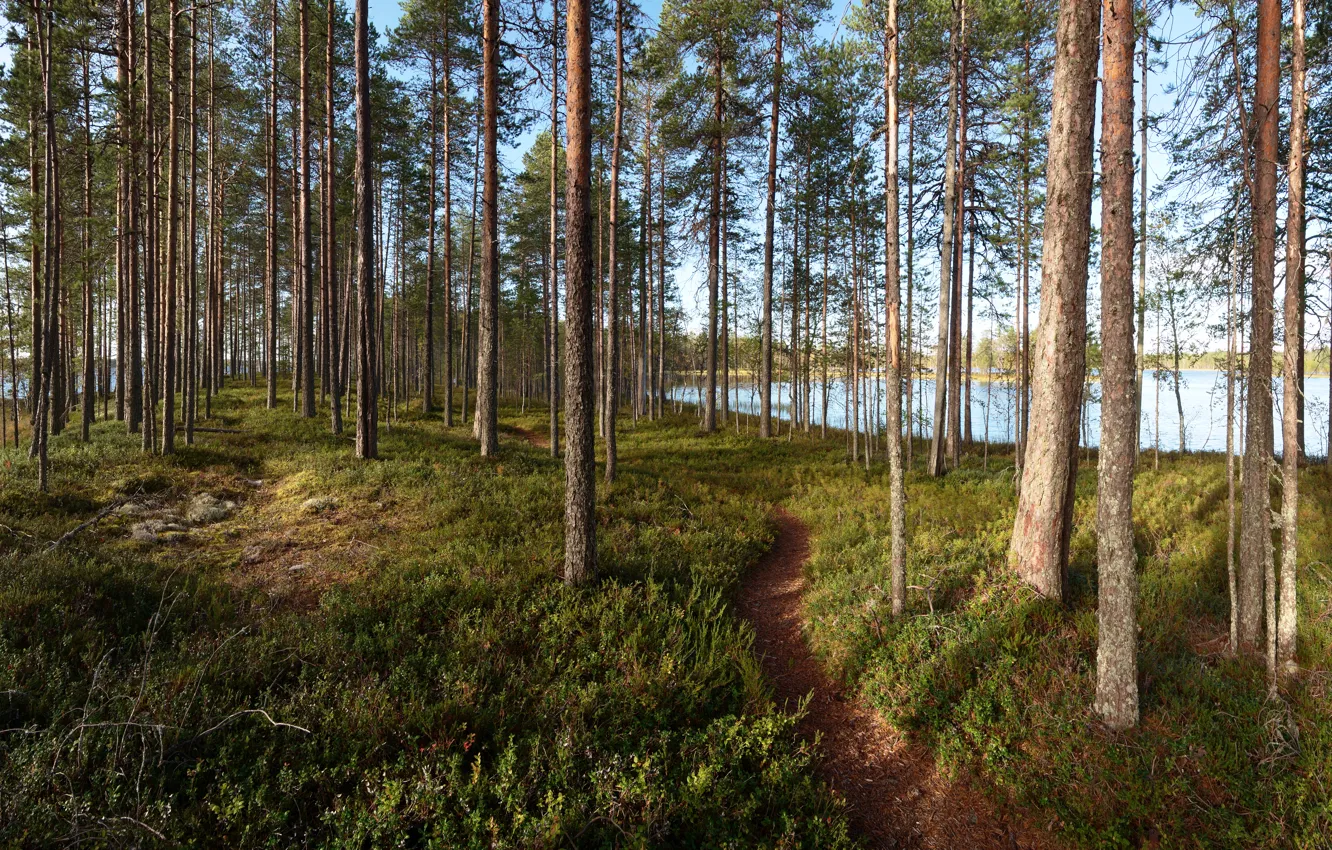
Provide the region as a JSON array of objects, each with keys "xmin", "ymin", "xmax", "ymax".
[{"xmin": 670, "ymin": 369, "xmax": 1330, "ymax": 456}]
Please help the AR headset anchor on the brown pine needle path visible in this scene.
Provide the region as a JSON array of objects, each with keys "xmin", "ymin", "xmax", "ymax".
[{"xmin": 736, "ymin": 507, "xmax": 1063, "ymax": 850}]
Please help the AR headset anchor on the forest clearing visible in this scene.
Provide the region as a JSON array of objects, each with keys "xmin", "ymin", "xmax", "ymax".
[
  {"xmin": 3, "ymin": 0, "xmax": 1331, "ymax": 844},
  {"xmin": 1, "ymin": 390, "xmax": 1329, "ymax": 846}
]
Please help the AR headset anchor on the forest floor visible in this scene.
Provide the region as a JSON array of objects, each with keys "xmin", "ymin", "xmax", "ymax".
[{"xmin": 2, "ymin": 388, "xmax": 1330, "ymax": 848}]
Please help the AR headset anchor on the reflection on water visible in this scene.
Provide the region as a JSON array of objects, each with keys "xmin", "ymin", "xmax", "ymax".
[{"xmin": 669, "ymin": 370, "xmax": 1329, "ymax": 455}]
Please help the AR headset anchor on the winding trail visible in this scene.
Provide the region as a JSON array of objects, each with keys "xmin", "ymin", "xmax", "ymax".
[{"xmin": 736, "ymin": 508, "xmax": 1061, "ymax": 850}]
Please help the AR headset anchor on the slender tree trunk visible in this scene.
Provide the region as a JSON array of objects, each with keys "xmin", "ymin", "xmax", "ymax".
[
  {"xmin": 905, "ymin": 105, "xmax": 914, "ymax": 461},
  {"xmin": 142, "ymin": 0, "xmax": 158, "ymax": 453},
  {"xmin": 1134, "ymin": 2, "xmax": 1148, "ymax": 454},
  {"xmin": 300, "ymin": 0, "xmax": 316, "ymax": 419},
  {"xmin": 266, "ymin": 0, "xmax": 279, "ymax": 409},
  {"xmin": 547, "ymin": 0, "xmax": 559, "ymax": 450},
  {"xmin": 703, "ymin": 50, "xmax": 721, "ymax": 434},
  {"xmin": 884, "ymin": 3, "xmax": 907, "ymax": 616},
  {"xmin": 1226, "ymin": 201, "xmax": 1239, "ymax": 652},
  {"xmin": 475, "ymin": 0, "xmax": 500, "ymax": 456},
  {"xmin": 1094, "ymin": 0, "xmax": 1138, "ymax": 729},
  {"xmin": 327, "ymin": 0, "xmax": 343, "ymax": 434},
  {"xmin": 1009, "ymin": 0, "xmax": 1100, "ymax": 601},
  {"xmin": 759, "ymin": 7, "xmax": 783, "ymax": 439},
  {"xmin": 948, "ymin": 12, "xmax": 967, "ymax": 465},
  {"xmin": 1239, "ymin": 0, "xmax": 1279, "ymax": 648},
  {"xmin": 81, "ymin": 49, "xmax": 94, "ymax": 441},
  {"xmin": 564, "ymin": 0, "xmax": 596, "ymax": 583},
  {"xmin": 657, "ymin": 145, "xmax": 666, "ymax": 417},
  {"xmin": 605, "ymin": 0, "xmax": 623, "ymax": 481},
  {"xmin": 927, "ymin": 0, "xmax": 961, "ymax": 477},
  {"xmin": 1277, "ymin": 0, "xmax": 1305, "ymax": 679},
  {"xmin": 186, "ymin": 11, "xmax": 198, "ymax": 443},
  {"xmin": 442, "ymin": 4, "xmax": 454, "ymax": 428},
  {"xmin": 162, "ymin": 0, "xmax": 180, "ymax": 455},
  {"xmin": 426, "ymin": 55, "xmax": 439, "ymax": 414},
  {"xmin": 354, "ymin": 0, "xmax": 377, "ymax": 458}
]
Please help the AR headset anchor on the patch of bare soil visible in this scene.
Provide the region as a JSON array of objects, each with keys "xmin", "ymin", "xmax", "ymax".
[
  {"xmin": 735, "ymin": 507, "xmax": 1064, "ymax": 850},
  {"xmin": 510, "ymin": 425, "xmax": 551, "ymax": 450}
]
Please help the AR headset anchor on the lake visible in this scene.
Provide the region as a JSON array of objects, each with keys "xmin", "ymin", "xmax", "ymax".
[{"xmin": 669, "ymin": 369, "xmax": 1330, "ymax": 456}]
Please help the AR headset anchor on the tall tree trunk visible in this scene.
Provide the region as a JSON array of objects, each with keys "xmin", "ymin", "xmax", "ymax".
[
  {"xmin": 564, "ymin": 0, "xmax": 596, "ymax": 583},
  {"xmin": 426, "ymin": 55, "xmax": 439, "ymax": 413},
  {"xmin": 927, "ymin": 0, "xmax": 961, "ymax": 477},
  {"xmin": 905, "ymin": 104, "xmax": 914, "ymax": 462},
  {"xmin": 266, "ymin": 0, "xmax": 279, "ymax": 409},
  {"xmin": 1009, "ymin": 0, "xmax": 1100, "ymax": 602},
  {"xmin": 884, "ymin": 1, "xmax": 907, "ymax": 616},
  {"xmin": 1238, "ymin": 0, "xmax": 1279, "ymax": 648},
  {"xmin": 1095, "ymin": 0, "xmax": 1138, "ymax": 730},
  {"xmin": 81, "ymin": 49, "xmax": 94, "ymax": 441},
  {"xmin": 186, "ymin": 10, "xmax": 198, "ymax": 443},
  {"xmin": 759, "ymin": 6, "xmax": 782, "ymax": 439},
  {"xmin": 1277, "ymin": 0, "xmax": 1305, "ymax": 679},
  {"xmin": 475, "ymin": 0, "xmax": 500, "ymax": 456},
  {"xmin": 443, "ymin": 3, "xmax": 454, "ymax": 428},
  {"xmin": 328, "ymin": 0, "xmax": 343, "ymax": 434},
  {"xmin": 547, "ymin": 0, "xmax": 559, "ymax": 450},
  {"xmin": 162, "ymin": 0, "xmax": 180, "ymax": 455},
  {"xmin": 605, "ymin": 0, "xmax": 623, "ymax": 481},
  {"xmin": 1227, "ymin": 203, "xmax": 1238, "ymax": 653},
  {"xmin": 640, "ymin": 105, "xmax": 651, "ymax": 423},
  {"xmin": 1134, "ymin": 1, "xmax": 1148, "ymax": 454},
  {"xmin": 27, "ymin": 16, "xmax": 41, "ymax": 433},
  {"xmin": 34, "ymin": 4, "xmax": 57, "ymax": 488},
  {"xmin": 948, "ymin": 10, "xmax": 967, "ymax": 466},
  {"xmin": 703, "ymin": 50, "xmax": 721, "ymax": 434},
  {"xmin": 142, "ymin": 0, "xmax": 158, "ymax": 453},
  {"xmin": 354, "ymin": 0, "xmax": 377, "ymax": 458},
  {"xmin": 299, "ymin": 0, "xmax": 315, "ymax": 417},
  {"xmin": 657, "ymin": 145, "xmax": 666, "ymax": 417}
]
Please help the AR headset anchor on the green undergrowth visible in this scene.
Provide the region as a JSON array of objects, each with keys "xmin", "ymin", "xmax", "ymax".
[
  {"xmin": 0, "ymin": 390, "xmax": 852, "ymax": 849},
  {"xmin": 793, "ymin": 446, "xmax": 1332, "ymax": 850}
]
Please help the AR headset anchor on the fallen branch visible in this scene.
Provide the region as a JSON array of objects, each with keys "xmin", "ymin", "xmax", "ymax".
[
  {"xmin": 46, "ymin": 500, "xmax": 128, "ymax": 551},
  {"xmin": 192, "ymin": 709, "xmax": 312, "ymax": 741},
  {"xmin": 191, "ymin": 426, "xmax": 247, "ymax": 434}
]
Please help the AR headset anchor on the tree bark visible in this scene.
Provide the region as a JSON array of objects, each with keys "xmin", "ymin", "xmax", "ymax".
[
  {"xmin": 547, "ymin": 0, "xmax": 559, "ymax": 450},
  {"xmin": 927, "ymin": 0, "xmax": 960, "ymax": 477},
  {"xmin": 605, "ymin": 0, "xmax": 623, "ymax": 482},
  {"xmin": 703, "ymin": 49, "xmax": 721, "ymax": 434},
  {"xmin": 1094, "ymin": 0, "xmax": 1138, "ymax": 729},
  {"xmin": 354, "ymin": 0, "xmax": 378, "ymax": 458},
  {"xmin": 1008, "ymin": 0, "xmax": 1100, "ymax": 602},
  {"xmin": 443, "ymin": 4, "xmax": 454, "ymax": 428},
  {"xmin": 884, "ymin": 0, "xmax": 906, "ymax": 616},
  {"xmin": 299, "ymin": 0, "xmax": 315, "ymax": 418},
  {"xmin": 81, "ymin": 49, "xmax": 94, "ymax": 441},
  {"xmin": 1277, "ymin": 0, "xmax": 1304, "ymax": 678},
  {"xmin": 564, "ymin": 0, "xmax": 596, "ymax": 584},
  {"xmin": 1238, "ymin": 0, "xmax": 1279, "ymax": 648},
  {"xmin": 266, "ymin": 0, "xmax": 279, "ymax": 409},
  {"xmin": 759, "ymin": 6, "xmax": 783, "ymax": 439},
  {"xmin": 1134, "ymin": 0, "xmax": 1147, "ymax": 454},
  {"xmin": 328, "ymin": 0, "xmax": 343, "ymax": 434},
  {"xmin": 476, "ymin": 0, "xmax": 500, "ymax": 456},
  {"xmin": 163, "ymin": 0, "xmax": 180, "ymax": 455},
  {"xmin": 426, "ymin": 55, "xmax": 439, "ymax": 414}
]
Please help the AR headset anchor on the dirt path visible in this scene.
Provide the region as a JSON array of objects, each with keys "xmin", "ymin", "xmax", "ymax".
[{"xmin": 735, "ymin": 507, "xmax": 1061, "ymax": 850}]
